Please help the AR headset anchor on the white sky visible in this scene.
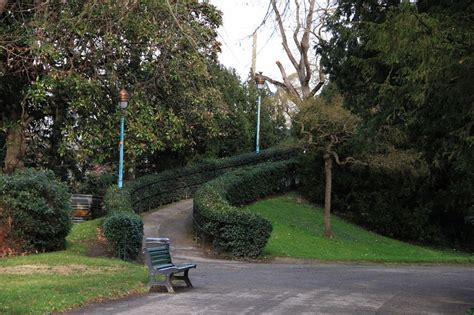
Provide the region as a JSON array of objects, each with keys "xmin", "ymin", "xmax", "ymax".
[{"xmin": 209, "ymin": 0, "xmax": 290, "ymax": 82}]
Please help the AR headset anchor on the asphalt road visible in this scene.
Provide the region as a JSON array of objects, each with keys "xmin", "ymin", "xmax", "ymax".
[{"xmin": 69, "ymin": 199, "xmax": 474, "ymax": 314}]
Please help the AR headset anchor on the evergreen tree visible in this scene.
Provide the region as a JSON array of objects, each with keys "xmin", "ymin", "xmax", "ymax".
[{"xmin": 322, "ymin": 0, "xmax": 474, "ymax": 246}]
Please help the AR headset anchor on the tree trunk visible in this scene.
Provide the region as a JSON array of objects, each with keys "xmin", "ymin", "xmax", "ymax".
[
  {"xmin": 323, "ymin": 153, "xmax": 333, "ymax": 238},
  {"xmin": 3, "ymin": 123, "xmax": 27, "ymax": 174},
  {"xmin": 0, "ymin": 0, "xmax": 7, "ymax": 14}
]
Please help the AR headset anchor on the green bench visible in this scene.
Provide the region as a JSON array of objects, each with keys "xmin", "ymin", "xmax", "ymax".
[{"xmin": 143, "ymin": 238, "xmax": 196, "ymax": 293}]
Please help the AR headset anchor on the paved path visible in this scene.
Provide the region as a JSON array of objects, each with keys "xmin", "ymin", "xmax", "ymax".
[{"xmin": 71, "ymin": 200, "xmax": 474, "ymax": 314}]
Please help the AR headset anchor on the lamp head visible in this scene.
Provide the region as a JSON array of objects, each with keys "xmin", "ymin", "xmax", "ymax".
[
  {"xmin": 118, "ymin": 88, "xmax": 129, "ymax": 109},
  {"xmin": 255, "ymin": 72, "xmax": 265, "ymax": 90}
]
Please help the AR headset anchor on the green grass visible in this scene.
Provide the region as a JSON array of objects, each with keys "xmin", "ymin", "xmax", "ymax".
[
  {"xmin": 0, "ymin": 219, "xmax": 148, "ymax": 314},
  {"xmin": 245, "ymin": 195, "xmax": 474, "ymax": 263}
]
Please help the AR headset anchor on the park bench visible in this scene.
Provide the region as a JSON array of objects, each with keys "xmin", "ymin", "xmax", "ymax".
[{"xmin": 143, "ymin": 238, "xmax": 196, "ymax": 293}]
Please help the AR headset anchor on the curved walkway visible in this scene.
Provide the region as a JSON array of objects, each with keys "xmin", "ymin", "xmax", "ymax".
[{"xmin": 72, "ymin": 200, "xmax": 474, "ymax": 314}]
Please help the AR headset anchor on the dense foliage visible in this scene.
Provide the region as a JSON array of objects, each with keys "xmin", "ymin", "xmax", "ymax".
[
  {"xmin": 0, "ymin": 169, "xmax": 71, "ymax": 253},
  {"xmin": 1, "ymin": 1, "xmax": 289, "ymax": 181},
  {"xmin": 318, "ymin": 1, "xmax": 473, "ymax": 249},
  {"xmin": 136, "ymin": 65, "xmax": 289, "ymax": 174},
  {"xmin": 299, "ymin": 152, "xmax": 450, "ymax": 243},
  {"xmin": 75, "ymin": 172, "xmax": 116, "ymax": 196},
  {"xmin": 193, "ymin": 159, "xmax": 298, "ymax": 257},
  {"xmin": 102, "ymin": 147, "xmax": 296, "ymax": 259},
  {"xmin": 0, "ymin": 1, "xmax": 215, "ymax": 175}
]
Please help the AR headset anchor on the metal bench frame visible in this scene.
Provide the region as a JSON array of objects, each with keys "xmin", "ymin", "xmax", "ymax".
[{"xmin": 143, "ymin": 238, "xmax": 196, "ymax": 293}]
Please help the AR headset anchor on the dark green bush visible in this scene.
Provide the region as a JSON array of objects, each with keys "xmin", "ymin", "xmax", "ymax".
[
  {"xmin": 0, "ymin": 169, "xmax": 71, "ymax": 252},
  {"xmin": 102, "ymin": 147, "xmax": 296, "ymax": 260},
  {"xmin": 103, "ymin": 212, "xmax": 143, "ymax": 260},
  {"xmin": 299, "ymin": 152, "xmax": 447, "ymax": 244},
  {"xmin": 193, "ymin": 159, "xmax": 298, "ymax": 257}
]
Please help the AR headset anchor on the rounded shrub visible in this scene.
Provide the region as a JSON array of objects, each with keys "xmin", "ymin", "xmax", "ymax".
[
  {"xmin": 103, "ymin": 212, "xmax": 143, "ymax": 260},
  {"xmin": 0, "ymin": 168, "xmax": 71, "ymax": 252}
]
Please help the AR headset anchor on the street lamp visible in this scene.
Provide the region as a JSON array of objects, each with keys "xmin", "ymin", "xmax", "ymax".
[
  {"xmin": 255, "ymin": 72, "xmax": 265, "ymax": 154},
  {"xmin": 118, "ymin": 88, "xmax": 128, "ymax": 189}
]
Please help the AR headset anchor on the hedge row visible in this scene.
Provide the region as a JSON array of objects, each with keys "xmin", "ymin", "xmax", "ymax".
[
  {"xmin": 129, "ymin": 146, "xmax": 296, "ymax": 213},
  {"xmin": 193, "ymin": 159, "xmax": 298, "ymax": 257},
  {"xmin": 299, "ymin": 152, "xmax": 473, "ymax": 249},
  {"xmin": 103, "ymin": 147, "xmax": 296, "ymax": 260}
]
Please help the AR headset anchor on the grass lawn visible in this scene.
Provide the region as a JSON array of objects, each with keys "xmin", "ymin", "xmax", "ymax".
[
  {"xmin": 0, "ymin": 219, "xmax": 148, "ymax": 314},
  {"xmin": 245, "ymin": 195, "xmax": 474, "ymax": 263}
]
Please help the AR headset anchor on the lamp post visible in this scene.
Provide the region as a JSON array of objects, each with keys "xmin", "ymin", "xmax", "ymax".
[
  {"xmin": 255, "ymin": 72, "xmax": 265, "ymax": 154},
  {"xmin": 117, "ymin": 88, "xmax": 128, "ymax": 189}
]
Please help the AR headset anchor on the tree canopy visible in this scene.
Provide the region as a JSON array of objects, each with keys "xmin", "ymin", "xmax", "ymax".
[{"xmin": 0, "ymin": 0, "xmax": 255, "ymax": 177}]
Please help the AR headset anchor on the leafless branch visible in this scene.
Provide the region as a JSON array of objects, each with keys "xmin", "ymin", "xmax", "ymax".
[
  {"xmin": 300, "ymin": 0, "xmax": 315, "ymax": 92},
  {"xmin": 271, "ymin": 0, "xmax": 299, "ymax": 72}
]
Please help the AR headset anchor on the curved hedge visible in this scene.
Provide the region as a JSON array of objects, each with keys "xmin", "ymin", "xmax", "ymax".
[
  {"xmin": 103, "ymin": 147, "xmax": 296, "ymax": 260},
  {"xmin": 129, "ymin": 147, "xmax": 296, "ymax": 213},
  {"xmin": 193, "ymin": 159, "xmax": 298, "ymax": 257}
]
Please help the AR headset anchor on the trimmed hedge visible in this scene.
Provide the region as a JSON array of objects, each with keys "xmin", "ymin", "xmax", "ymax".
[
  {"xmin": 193, "ymin": 159, "xmax": 298, "ymax": 257},
  {"xmin": 129, "ymin": 147, "xmax": 297, "ymax": 213},
  {"xmin": 299, "ymin": 152, "xmax": 460, "ymax": 245},
  {"xmin": 102, "ymin": 147, "xmax": 296, "ymax": 260},
  {"xmin": 0, "ymin": 169, "xmax": 71, "ymax": 253}
]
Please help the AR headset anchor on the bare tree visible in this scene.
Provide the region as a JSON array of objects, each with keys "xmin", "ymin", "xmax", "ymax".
[
  {"xmin": 260, "ymin": 1, "xmax": 359, "ymax": 237},
  {"xmin": 262, "ymin": 0, "xmax": 335, "ymax": 103}
]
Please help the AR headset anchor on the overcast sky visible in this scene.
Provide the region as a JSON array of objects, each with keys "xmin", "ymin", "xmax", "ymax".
[{"xmin": 209, "ymin": 0, "xmax": 290, "ymax": 82}]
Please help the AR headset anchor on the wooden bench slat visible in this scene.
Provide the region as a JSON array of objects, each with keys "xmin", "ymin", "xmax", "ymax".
[
  {"xmin": 149, "ymin": 253, "xmax": 171, "ymax": 261},
  {"xmin": 150, "ymin": 255, "xmax": 171, "ymax": 263},
  {"xmin": 153, "ymin": 263, "xmax": 175, "ymax": 270}
]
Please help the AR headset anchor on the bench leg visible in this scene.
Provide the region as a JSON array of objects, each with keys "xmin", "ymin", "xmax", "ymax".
[
  {"xmin": 183, "ymin": 269, "xmax": 193, "ymax": 288},
  {"xmin": 148, "ymin": 275, "xmax": 156, "ymax": 292},
  {"xmin": 165, "ymin": 274, "xmax": 175, "ymax": 293},
  {"xmin": 148, "ymin": 273, "xmax": 175, "ymax": 293},
  {"xmin": 173, "ymin": 269, "xmax": 193, "ymax": 288}
]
